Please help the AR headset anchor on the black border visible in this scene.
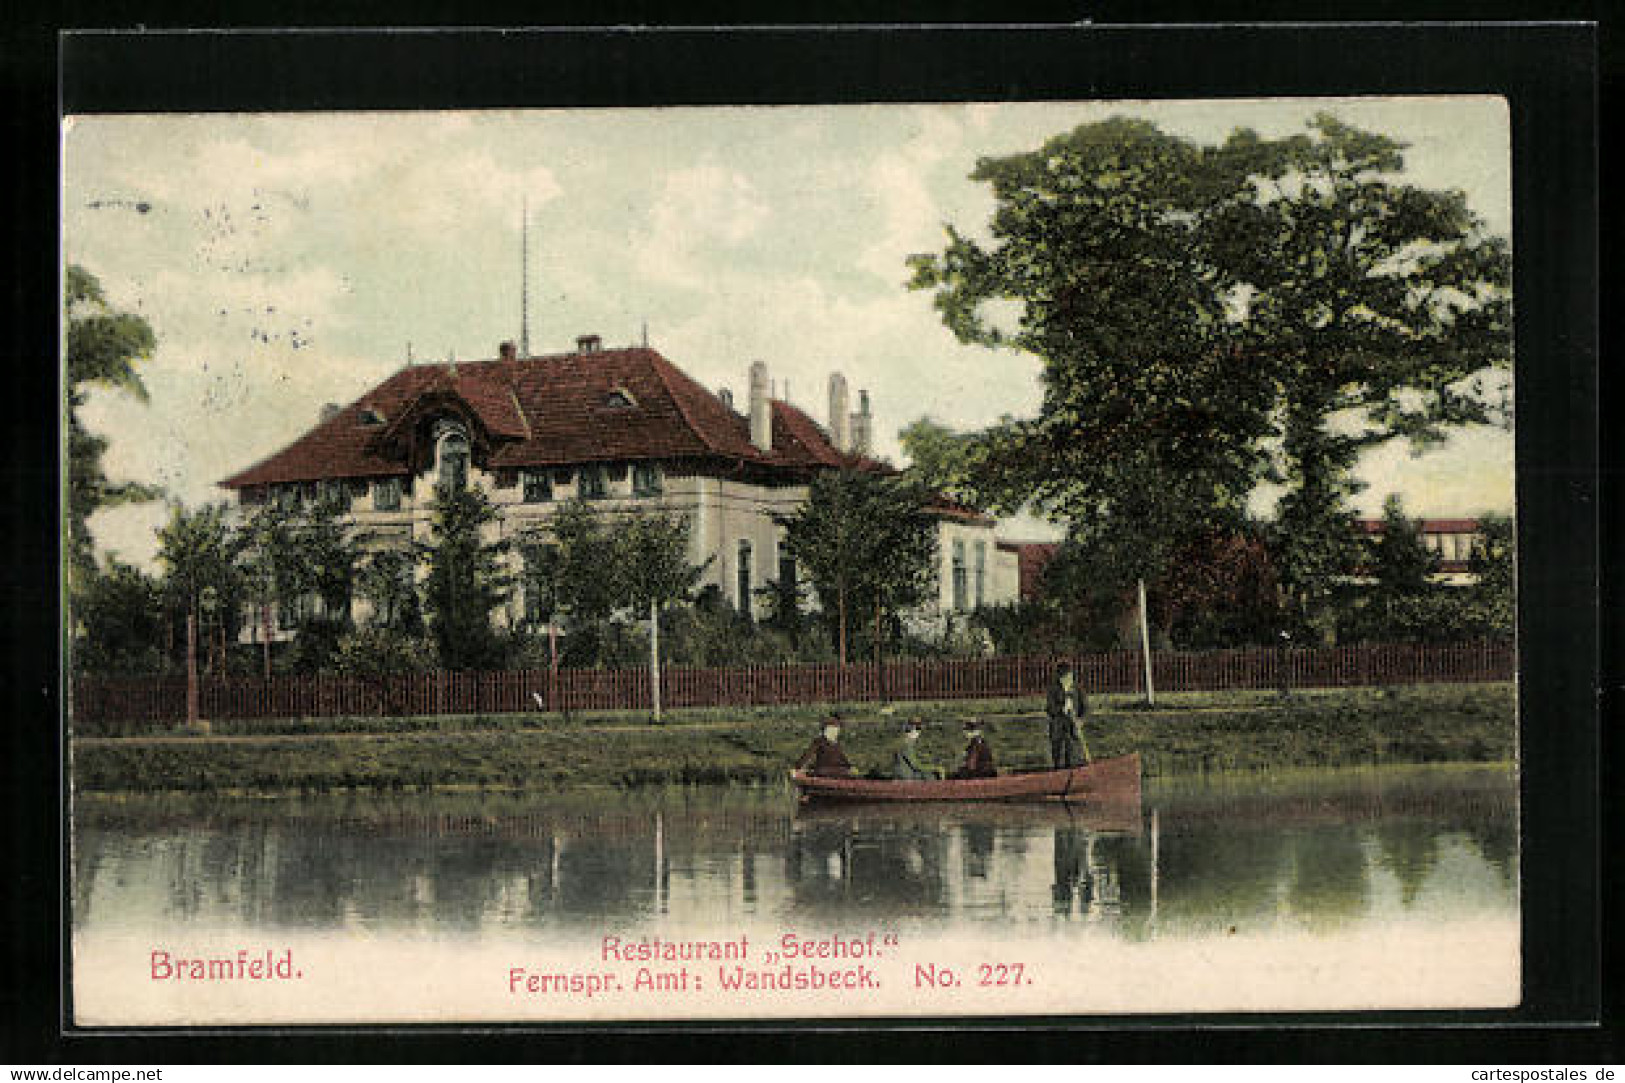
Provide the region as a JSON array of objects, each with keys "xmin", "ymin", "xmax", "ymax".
[{"xmin": 6, "ymin": 18, "xmax": 1608, "ymax": 1064}]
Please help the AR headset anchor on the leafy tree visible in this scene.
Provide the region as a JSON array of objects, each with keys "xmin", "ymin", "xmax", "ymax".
[
  {"xmin": 418, "ymin": 485, "xmax": 511, "ymax": 669},
  {"xmin": 526, "ymin": 498, "xmax": 621, "ymax": 666},
  {"xmin": 297, "ymin": 494, "xmax": 359, "ymax": 667},
  {"xmin": 906, "ymin": 118, "xmax": 1273, "ymax": 593},
  {"xmin": 74, "ymin": 559, "xmax": 167, "ymax": 675},
  {"xmin": 612, "ymin": 511, "xmax": 708, "ymax": 620},
  {"xmin": 1369, "ymin": 495, "xmax": 1438, "ymax": 597},
  {"xmin": 355, "ymin": 547, "xmax": 422, "ymax": 634},
  {"xmin": 907, "ymin": 114, "xmax": 1511, "ymax": 628},
  {"xmin": 1466, "ymin": 512, "xmax": 1515, "ymax": 639},
  {"xmin": 238, "ymin": 503, "xmax": 303, "ymax": 676},
  {"xmin": 65, "ymin": 266, "xmax": 161, "ymax": 587},
  {"xmin": 1212, "ymin": 116, "xmax": 1511, "ymax": 615},
  {"xmin": 610, "ymin": 510, "xmax": 709, "ymax": 718},
  {"xmin": 777, "ymin": 470, "xmax": 937, "ymax": 666},
  {"xmin": 155, "ymin": 502, "xmax": 245, "ymax": 703}
]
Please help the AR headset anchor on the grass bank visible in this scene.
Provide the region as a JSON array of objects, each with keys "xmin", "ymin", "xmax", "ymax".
[{"xmin": 71, "ymin": 683, "xmax": 1515, "ymax": 795}]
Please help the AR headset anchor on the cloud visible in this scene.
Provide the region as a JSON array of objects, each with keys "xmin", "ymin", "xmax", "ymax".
[{"xmin": 633, "ymin": 164, "xmax": 770, "ymax": 288}]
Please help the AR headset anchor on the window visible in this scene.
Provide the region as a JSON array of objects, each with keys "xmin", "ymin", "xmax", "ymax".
[
  {"xmin": 951, "ymin": 539, "xmax": 968, "ymax": 612},
  {"xmin": 632, "ymin": 462, "xmax": 663, "ymax": 497},
  {"xmin": 974, "ymin": 540, "xmax": 987, "ymax": 609},
  {"xmin": 604, "ymin": 388, "xmax": 637, "ymax": 410},
  {"xmin": 276, "ymin": 485, "xmax": 301, "ymax": 512},
  {"xmin": 523, "ymin": 470, "xmax": 552, "ymax": 503},
  {"xmin": 737, "ymin": 540, "xmax": 754, "ymax": 616},
  {"xmin": 579, "ymin": 464, "xmax": 608, "ymax": 500},
  {"xmin": 318, "ymin": 480, "xmax": 352, "ymax": 512},
  {"xmin": 374, "ymin": 477, "xmax": 402, "ymax": 511},
  {"xmin": 438, "ymin": 431, "xmax": 469, "ymax": 493}
]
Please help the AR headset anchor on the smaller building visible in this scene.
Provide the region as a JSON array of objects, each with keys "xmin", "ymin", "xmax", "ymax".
[{"xmin": 1354, "ymin": 517, "xmax": 1486, "ymax": 586}]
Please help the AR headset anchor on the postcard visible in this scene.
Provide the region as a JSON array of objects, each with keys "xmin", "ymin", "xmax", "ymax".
[{"xmin": 64, "ymin": 96, "xmax": 1520, "ymax": 1027}]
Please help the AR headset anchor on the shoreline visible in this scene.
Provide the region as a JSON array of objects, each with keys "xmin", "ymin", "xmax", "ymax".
[{"xmin": 69, "ymin": 683, "xmax": 1516, "ymax": 796}]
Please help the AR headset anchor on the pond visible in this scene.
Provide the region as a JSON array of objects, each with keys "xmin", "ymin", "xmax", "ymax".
[{"xmin": 70, "ymin": 763, "xmax": 1519, "ymax": 1024}]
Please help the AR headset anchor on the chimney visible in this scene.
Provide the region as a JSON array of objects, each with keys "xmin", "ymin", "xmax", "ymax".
[
  {"xmin": 749, "ymin": 361, "xmax": 772, "ymax": 453},
  {"xmin": 850, "ymin": 389, "xmax": 873, "ymax": 455},
  {"xmin": 718, "ymin": 387, "xmax": 735, "ymax": 411},
  {"xmin": 499, "ymin": 340, "xmax": 517, "ymax": 362},
  {"xmin": 576, "ymin": 333, "xmax": 602, "ymax": 354},
  {"xmin": 827, "ymin": 373, "xmax": 852, "ymax": 453}
]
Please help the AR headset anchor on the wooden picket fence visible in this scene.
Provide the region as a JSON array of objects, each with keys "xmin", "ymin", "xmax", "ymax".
[{"xmin": 70, "ymin": 641, "xmax": 1514, "ymax": 734}]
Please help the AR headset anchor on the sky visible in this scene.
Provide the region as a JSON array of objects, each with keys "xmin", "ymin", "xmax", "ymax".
[{"xmin": 63, "ymin": 97, "xmax": 1513, "ymax": 569}]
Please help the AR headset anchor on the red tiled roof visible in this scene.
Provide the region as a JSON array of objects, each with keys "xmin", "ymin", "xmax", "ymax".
[{"xmin": 222, "ymin": 347, "xmax": 875, "ymax": 489}]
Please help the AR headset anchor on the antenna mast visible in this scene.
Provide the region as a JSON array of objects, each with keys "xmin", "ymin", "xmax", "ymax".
[{"xmin": 520, "ymin": 197, "xmax": 531, "ymax": 358}]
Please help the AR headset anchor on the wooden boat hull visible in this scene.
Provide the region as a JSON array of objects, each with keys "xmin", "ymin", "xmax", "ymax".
[{"xmin": 791, "ymin": 752, "xmax": 1141, "ymax": 805}]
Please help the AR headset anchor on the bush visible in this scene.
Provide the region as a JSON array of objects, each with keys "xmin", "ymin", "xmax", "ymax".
[{"xmin": 332, "ymin": 626, "xmax": 438, "ymax": 674}]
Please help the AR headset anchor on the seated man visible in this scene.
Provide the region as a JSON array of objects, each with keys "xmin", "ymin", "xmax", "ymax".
[
  {"xmin": 951, "ymin": 719, "xmax": 997, "ymax": 779},
  {"xmin": 794, "ymin": 714, "xmax": 854, "ymax": 778},
  {"xmin": 891, "ymin": 718, "xmax": 935, "ymax": 780}
]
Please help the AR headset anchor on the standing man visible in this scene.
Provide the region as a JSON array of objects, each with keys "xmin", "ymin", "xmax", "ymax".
[
  {"xmin": 794, "ymin": 713, "xmax": 854, "ymax": 778},
  {"xmin": 1046, "ymin": 662, "xmax": 1091, "ymax": 767}
]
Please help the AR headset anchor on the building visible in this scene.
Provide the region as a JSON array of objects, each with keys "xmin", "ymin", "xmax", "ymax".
[
  {"xmin": 219, "ymin": 336, "xmax": 1019, "ymax": 636},
  {"xmin": 1353, "ymin": 517, "xmax": 1486, "ymax": 586}
]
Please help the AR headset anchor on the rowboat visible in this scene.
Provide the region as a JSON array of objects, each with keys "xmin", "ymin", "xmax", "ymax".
[{"xmin": 790, "ymin": 752, "xmax": 1141, "ymax": 805}]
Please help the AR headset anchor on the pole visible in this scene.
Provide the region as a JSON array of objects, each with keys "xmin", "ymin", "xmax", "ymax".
[
  {"xmin": 1137, "ymin": 577, "xmax": 1156, "ymax": 708},
  {"xmin": 185, "ymin": 605, "xmax": 200, "ymax": 728},
  {"xmin": 649, "ymin": 597, "xmax": 662, "ymax": 722}
]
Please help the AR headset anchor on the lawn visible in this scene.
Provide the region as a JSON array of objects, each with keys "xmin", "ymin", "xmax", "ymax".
[{"xmin": 69, "ymin": 683, "xmax": 1516, "ymax": 794}]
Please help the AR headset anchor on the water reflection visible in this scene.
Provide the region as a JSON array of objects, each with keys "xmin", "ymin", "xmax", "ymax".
[{"xmin": 73, "ymin": 765, "xmax": 1517, "ymax": 939}]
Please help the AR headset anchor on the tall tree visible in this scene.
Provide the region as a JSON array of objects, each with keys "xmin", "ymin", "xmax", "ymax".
[
  {"xmin": 238, "ymin": 502, "xmax": 303, "ymax": 677},
  {"xmin": 1209, "ymin": 115, "xmax": 1511, "ymax": 616},
  {"xmin": 74, "ymin": 558, "xmax": 167, "ymax": 676},
  {"xmin": 1466, "ymin": 512, "xmax": 1515, "ymax": 640},
  {"xmin": 529, "ymin": 498, "xmax": 622, "ymax": 666},
  {"xmin": 905, "ymin": 118, "xmax": 1274, "ymax": 593},
  {"xmin": 65, "ymin": 266, "xmax": 161, "ymax": 586},
  {"xmin": 418, "ymin": 485, "xmax": 511, "ymax": 670},
  {"xmin": 355, "ymin": 547, "xmax": 421, "ymax": 634},
  {"xmin": 155, "ymin": 503, "xmax": 244, "ymax": 721},
  {"xmin": 777, "ymin": 470, "xmax": 937, "ymax": 666},
  {"xmin": 612, "ymin": 510, "xmax": 709, "ymax": 719},
  {"xmin": 1368, "ymin": 495, "xmax": 1439, "ymax": 599},
  {"xmin": 908, "ymin": 114, "xmax": 1511, "ymax": 629}
]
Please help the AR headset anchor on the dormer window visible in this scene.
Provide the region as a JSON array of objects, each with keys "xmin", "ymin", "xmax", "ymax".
[
  {"xmin": 436, "ymin": 428, "xmax": 469, "ymax": 493},
  {"xmin": 359, "ymin": 407, "xmax": 385, "ymax": 426},
  {"xmin": 604, "ymin": 387, "xmax": 637, "ymax": 410}
]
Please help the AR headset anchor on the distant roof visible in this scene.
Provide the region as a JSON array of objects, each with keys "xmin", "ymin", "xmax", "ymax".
[
  {"xmin": 1355, "ymin": 517, "xmax": 1484, "ymax": 534},
  {"xmin": 220, "ymin": 346, "xmax": 884, "ymax": 488}
]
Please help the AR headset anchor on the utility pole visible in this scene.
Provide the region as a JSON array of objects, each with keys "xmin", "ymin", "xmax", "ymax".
[
  {"xmin": 649, "ymin": 598, "xmax": 663, "ymax": 723},
  {"xmin": 520, "ymin": 197, "xmax": 531, "ymax": 358}
]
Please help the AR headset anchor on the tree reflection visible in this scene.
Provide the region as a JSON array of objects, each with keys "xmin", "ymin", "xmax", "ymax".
[
  {"xmin": 1373, "ymin": 820, "xmax": 1441, "ymax": 907},
  {"xmin": 1285, "ymin": 826, "xmax": 1371, "ymax": 932}
]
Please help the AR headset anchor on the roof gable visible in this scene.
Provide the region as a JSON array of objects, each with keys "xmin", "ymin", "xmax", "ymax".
[{"xmin": 220, "ymin": 346, "xmax": 866, "ymax": 488}]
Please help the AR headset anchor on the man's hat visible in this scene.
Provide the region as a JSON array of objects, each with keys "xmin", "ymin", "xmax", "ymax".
[
  {"xmin": 902, "ymin": 718, "xmax": 923, "ymax": 733},
  {"xmin": 963, "ymin": 719, "xmax": 982, "ymax": 732}
]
